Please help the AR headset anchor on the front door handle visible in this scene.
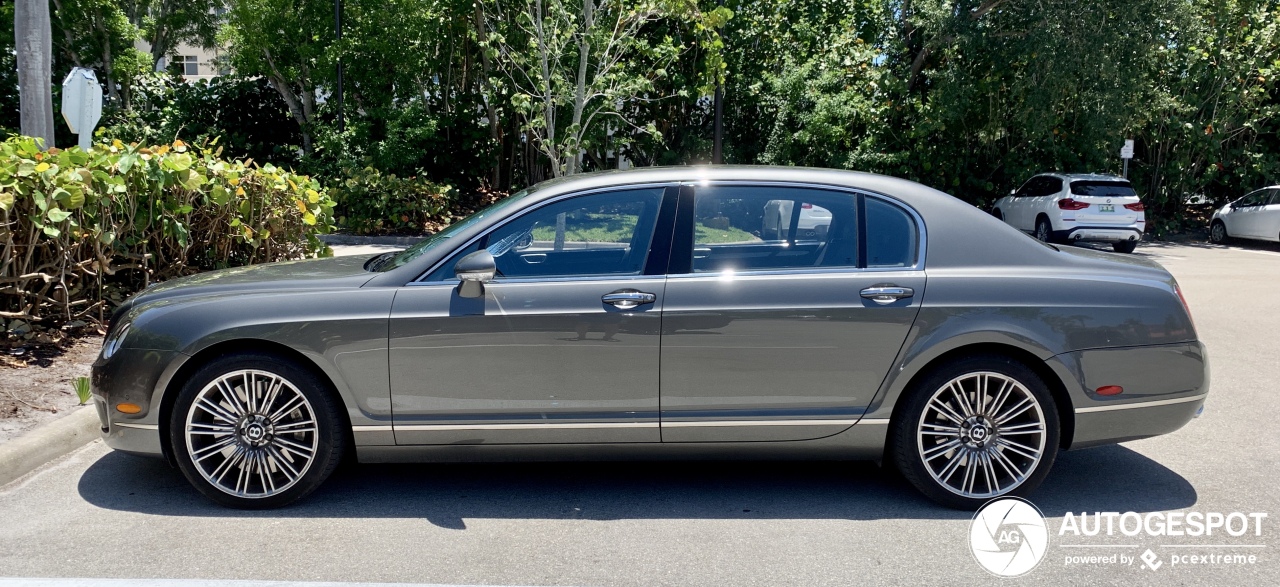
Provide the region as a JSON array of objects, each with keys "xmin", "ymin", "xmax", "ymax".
[
  {"xmin": 860, "ymin": 285, "xmax": 914, "ymax": 305},
  {"xmin": 602, "ymin": 289, "xmax": 657, "ymax": 309}
]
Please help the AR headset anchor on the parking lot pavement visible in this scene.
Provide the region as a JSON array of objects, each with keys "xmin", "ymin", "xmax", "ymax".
[{"xmin": 1, "ymin": 242, "xmax": 1277, "ymax": 587}]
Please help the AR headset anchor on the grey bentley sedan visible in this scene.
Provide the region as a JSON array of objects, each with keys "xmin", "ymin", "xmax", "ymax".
[{"xmin": 92, "ymin": 166, "xmax": 1209, "ymax": 509}]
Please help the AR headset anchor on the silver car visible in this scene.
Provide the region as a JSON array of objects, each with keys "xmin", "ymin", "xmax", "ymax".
[{"xmin": 92, "ymin": 166, "xmax": 1209, "ymax": 510}]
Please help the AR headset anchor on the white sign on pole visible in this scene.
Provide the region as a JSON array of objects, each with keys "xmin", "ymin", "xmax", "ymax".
[
  {"xmin": 1120, "ymin": 139, "xmax": 1134, "ymax": 159},
  {"xmin": 61, "ymin": 68, "xmax": 103, "ymax": 151}
]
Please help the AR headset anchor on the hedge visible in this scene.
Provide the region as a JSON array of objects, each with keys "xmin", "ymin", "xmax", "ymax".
[{"xmin": 0, "ymin": 136, "xmax": 335, "ymax": 334}]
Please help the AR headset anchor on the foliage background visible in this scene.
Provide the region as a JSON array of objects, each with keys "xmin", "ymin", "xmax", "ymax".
[{"xmin": 5, "ymin": 0, "xmax": 1279, "ymax": 237}]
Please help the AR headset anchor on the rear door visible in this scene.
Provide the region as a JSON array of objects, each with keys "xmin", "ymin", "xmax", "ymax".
[
  {"xmin": 659, "ymin": 184, "xmax": 925, "ymax": 442},
  {"xmin": 1264, "ymin": 190, "xmax": 1280, "ymax": 241}
]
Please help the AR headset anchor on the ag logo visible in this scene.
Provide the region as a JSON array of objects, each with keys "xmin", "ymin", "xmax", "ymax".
[{"xmin": 970, "ymin": 497, "xmax": 1049, "ymax": 577}]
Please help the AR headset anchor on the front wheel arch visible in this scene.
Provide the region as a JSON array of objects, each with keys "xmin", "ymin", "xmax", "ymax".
[{"xmin": 158, "ymin": 339, "xmax": 355, "ymax": 469}]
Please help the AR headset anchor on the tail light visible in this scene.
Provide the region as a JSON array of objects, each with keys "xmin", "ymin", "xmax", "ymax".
[
  {"xmin": 1174, "ymin": 283, "xmax": 1196, "ymax": 331},
  {"xmin": 1057, "ymin": 198, "xmax": 1090, "ymax": 210},
  {"xmin": 801, "ymin": 203, "xmax": 813, "ymax": 209},
  {"xmin": 1124, "ymin": 202, "xmax": 1145, "ymax": 211}
]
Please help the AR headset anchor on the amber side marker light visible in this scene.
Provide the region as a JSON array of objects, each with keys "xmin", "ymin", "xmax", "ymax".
[
  {"xmin": 115, "ymin": 403, "xmax": 142, "ymax": 414},
  {"xmin": 1096, "ymin": 386, "xmax": 1124, "ymax": 396}
]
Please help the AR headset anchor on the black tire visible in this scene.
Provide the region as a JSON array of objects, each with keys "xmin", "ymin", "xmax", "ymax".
[
  {"xmin": 1209, "ymin": 220, "xmax": 1230, "ymax": 244},
  {"xmin": 169, "ymin": 352, "xmax": 346, "ymax": 509},
  {"xmin": 1112, "ymin": 240, "xmax": 1138, "ymax": 254},
  {"xmin": 892, "ymin": 354, "xmax": 1060, "ymax": 510},
  {"xmin": 1034, "ymin": 217, "xmax": 1053, "ymax": 243},
  {"xmin": 992, "ymin": 208, "xmax": 1003, "ymax": 220}
]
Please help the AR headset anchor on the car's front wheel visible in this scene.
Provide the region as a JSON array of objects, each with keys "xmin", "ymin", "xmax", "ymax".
[
  {"xmin": 892, "ymin": 355, "xmax": 1060, "ymax": 509},
  {"xmin": 1209, "ymin": 220, "xmax": 1230, "ymax": 244},
  {"xmin": 169, "ymin": 352, "xmax": 346, "ymax": 509}
]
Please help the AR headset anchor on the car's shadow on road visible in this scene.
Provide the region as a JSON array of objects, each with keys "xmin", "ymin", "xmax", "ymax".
[{"xmin": 77, "ymin": 444, "xmax": 1195, "ymax": 528}]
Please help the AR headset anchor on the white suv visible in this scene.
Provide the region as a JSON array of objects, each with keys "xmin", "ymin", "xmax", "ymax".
[{"xmin": 992, "ymin": 173, "xmax": 1146, "ymax": 253}]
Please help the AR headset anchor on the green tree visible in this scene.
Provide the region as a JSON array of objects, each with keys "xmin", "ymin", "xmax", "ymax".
[
  {"xmin": 223, "ymin": 0, "xmax": 333, "ymax": 153},
  {"xmin": 482, "ymin": 0, "xmax": 725, "ymax": 177},
  {"xmin": 119, "ymin": 0, "xmax": 224, "ymax": 69}
]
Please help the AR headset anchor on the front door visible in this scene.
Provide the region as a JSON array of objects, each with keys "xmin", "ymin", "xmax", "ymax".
[
  {"xmin": 389, "ymin": 186, "xmax": 675, "ymax": 444},
  {"xmin": 659, "ymin": 184, "xmax": 925, "ymax": 442}
]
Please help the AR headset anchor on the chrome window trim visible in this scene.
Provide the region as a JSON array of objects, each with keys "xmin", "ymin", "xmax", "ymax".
[
  {"xmin": 412, "ymin": 183, "xmax": 677, "ymax": 284},
  {"xmin": 1074, "ymin": 393, "xmax": 1207, "ymax": 414},
  {"xmin": 406, "ymin": 274, "xmax": 668, "ymax": 288},
  {"xmin": 679, "ymin": 180, "xmax": 927, "ymax": 273}
]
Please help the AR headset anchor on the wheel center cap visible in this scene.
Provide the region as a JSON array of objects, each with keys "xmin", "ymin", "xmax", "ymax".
[
  {"xmin": 970, "ymin": 425, "xmax": 988, "ymax": 442},
  {"xmin": 238, "ymin": 415, "xmax": 273, "ymax": 447}
]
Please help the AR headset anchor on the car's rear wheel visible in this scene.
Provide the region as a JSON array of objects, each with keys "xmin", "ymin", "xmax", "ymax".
[
  {"xmin": 1112, "ymin": 240, "xmax": 1138, "ymax": 254},
  {"xmin": 169, "ymin": 353, "xmax": 346, "ymax": 509},
  {"xmin": 1034, "ymin": 217, "xmax": 1053, "ymax": 243},
  {"xmin": 1209, "ymin": 220, "xmax": 1229, "ymax": 244},
  {"xmin": 892, "ymin": 355, "xmax": 1060, "ymax": 510},
  {"xmin": 991, "ymin": 208, "xmax": 1003, "ymax": 220}
]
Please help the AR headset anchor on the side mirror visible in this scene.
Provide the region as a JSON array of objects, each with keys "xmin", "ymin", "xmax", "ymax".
[
  {"xmin": 1009, "ymin": 189, "xmax": 1017, "ymax": 196},
  {"xmin": 455, "ymin": 250, "xmax": 496, "ymax": 298}
]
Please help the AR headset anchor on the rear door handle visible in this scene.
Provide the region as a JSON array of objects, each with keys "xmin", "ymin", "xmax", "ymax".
[
  {"xmin": 602, "ymin": 289, "xmax": 657, "ymax": 309},
  {"xmin": 860, "ymin": 285, "xmax": 914, "ymax": 305}
]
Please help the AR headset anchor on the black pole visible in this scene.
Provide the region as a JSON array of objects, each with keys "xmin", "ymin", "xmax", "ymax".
[
  {"xmin": 713, "ymin": 86, "xmax": 723, "ymax": 164},
  {"xmin": 711, "ymin": 0, "xmax": 724, "ymax": 164},
  {"xmin": 335, "ymin": 0, "xmax": 344, "ymax": 132}
]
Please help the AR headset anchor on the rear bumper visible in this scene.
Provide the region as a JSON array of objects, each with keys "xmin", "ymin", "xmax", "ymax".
[
  {"xmin": 1053, "ymin": 225, "xmax": 1143, "ymax": 243},
  {"xmin": 1052, "ymin": 341, "xmax": 1209, "ymax": 449}
]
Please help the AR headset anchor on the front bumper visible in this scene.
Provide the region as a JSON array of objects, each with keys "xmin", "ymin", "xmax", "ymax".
[
  {"xmin": 1054, "ymin": 341, "xmax": 1209, "ymax": 449},
  {"xmin": 91, "ymin": 347, "xmax": 186, "ymax": 458}
]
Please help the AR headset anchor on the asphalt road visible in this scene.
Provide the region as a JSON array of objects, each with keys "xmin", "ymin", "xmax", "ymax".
[{"xmin": 1, "ymin": 241, "xmax": 1278, "ymax": 587}]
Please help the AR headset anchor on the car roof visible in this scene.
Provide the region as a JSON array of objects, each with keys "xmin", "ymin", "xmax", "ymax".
[
  {"xmin": 1035, "ymin": 173, "xmax": 1130, "ymax": 182},
  {"xmin": 367, "ymin": 165, "xmax": 1066, "ymax": 285}
]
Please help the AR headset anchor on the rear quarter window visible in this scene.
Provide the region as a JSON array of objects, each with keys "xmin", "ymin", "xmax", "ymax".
[{"xmin": 864, "ymin": 197, "xmax": 918, "ymax": 268}]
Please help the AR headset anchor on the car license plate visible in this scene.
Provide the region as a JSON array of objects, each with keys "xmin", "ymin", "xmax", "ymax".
[{"xmin": 1099, "ymin": 204, "xmax": 1114, "ymax": 212}]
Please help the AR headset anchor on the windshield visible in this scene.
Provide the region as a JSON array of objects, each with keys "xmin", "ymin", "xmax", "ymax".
[
  {"xmin": 1070, "ymin": 180, "xmax": 1136, "ymax": 198},
  {"xmin": 373, "ymin": 189, "xmax": 534, "ymax": 271}
]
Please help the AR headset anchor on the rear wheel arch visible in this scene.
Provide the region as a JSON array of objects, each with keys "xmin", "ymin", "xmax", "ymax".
[
  {"xmin": 884, "ymin": 343, "xmax": 1075, "ymax": 456},
  {"xmin": 158, "ymin": 339, "xmax": 355, "ymax": 468}
]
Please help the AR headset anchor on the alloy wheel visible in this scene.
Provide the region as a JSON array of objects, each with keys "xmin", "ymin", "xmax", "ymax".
[
  {"xmin": 1035, "ymin": 220, "xmax": 1051, "ymax": 242},
  {"xmin": 915, "ymin": 371, "xmax": 1047, "ymax": 499},
  {"xmin": 183, "ymin": 369, "xmax": 319, "ymax": 499},
  {"xmin": 1211, "ymin": 222, "xmax": 1226, "ymax": 243}
]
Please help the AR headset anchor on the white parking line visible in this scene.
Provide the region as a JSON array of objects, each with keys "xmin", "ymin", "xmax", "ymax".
[{"xmin": 0, "ymin": 581, "xmax": 549, "ymax": 587}]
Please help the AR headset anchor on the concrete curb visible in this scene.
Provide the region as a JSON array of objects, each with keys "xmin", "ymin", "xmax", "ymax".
[
  {"xmin": 319, "ymin": 234, "xmax": 427, "ymax": 247},
  {"xmin": 0, "ymin": 406, "xmax": 99, "ymax": 487}
]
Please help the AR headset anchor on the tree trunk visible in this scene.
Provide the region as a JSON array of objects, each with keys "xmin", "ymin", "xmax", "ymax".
[
  {"xmin": 567, "ymin": 0, "xmax": 594, "ymax": 175},
  {"xmin": 474, "ymin": 3, "xmax": 502, "ymax": 187},
  {"xmin": 16, "ymin": 0, "xmax": 56, "ymax": 148}
]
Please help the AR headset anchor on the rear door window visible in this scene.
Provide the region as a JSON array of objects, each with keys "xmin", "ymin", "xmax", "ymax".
[{"xmin": 691, "ymin": 186, "xmax": 855, "ymax": 272}]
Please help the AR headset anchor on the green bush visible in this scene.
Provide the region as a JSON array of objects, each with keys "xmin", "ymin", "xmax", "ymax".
[
  {"xmin": 99, "ymin": 73, "xmax": 303, "ymax": 167},
  {"xmin": 331, "ymin": 166, "xmax": 454, "ymax": 235},
  {"xmin": 0, "ymin": 136, "xmax": 335, "ymax": 331}
]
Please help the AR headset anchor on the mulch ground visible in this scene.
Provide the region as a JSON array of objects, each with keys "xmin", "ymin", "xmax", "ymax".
[{"xmin": 0, "ymin": 334, "xmax": 104, "ymax": 444}]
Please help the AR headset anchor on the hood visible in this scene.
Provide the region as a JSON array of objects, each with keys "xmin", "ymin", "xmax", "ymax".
[{"xmin": 129, "ymin": 255, "xmax": 378, "ymax": 307}]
